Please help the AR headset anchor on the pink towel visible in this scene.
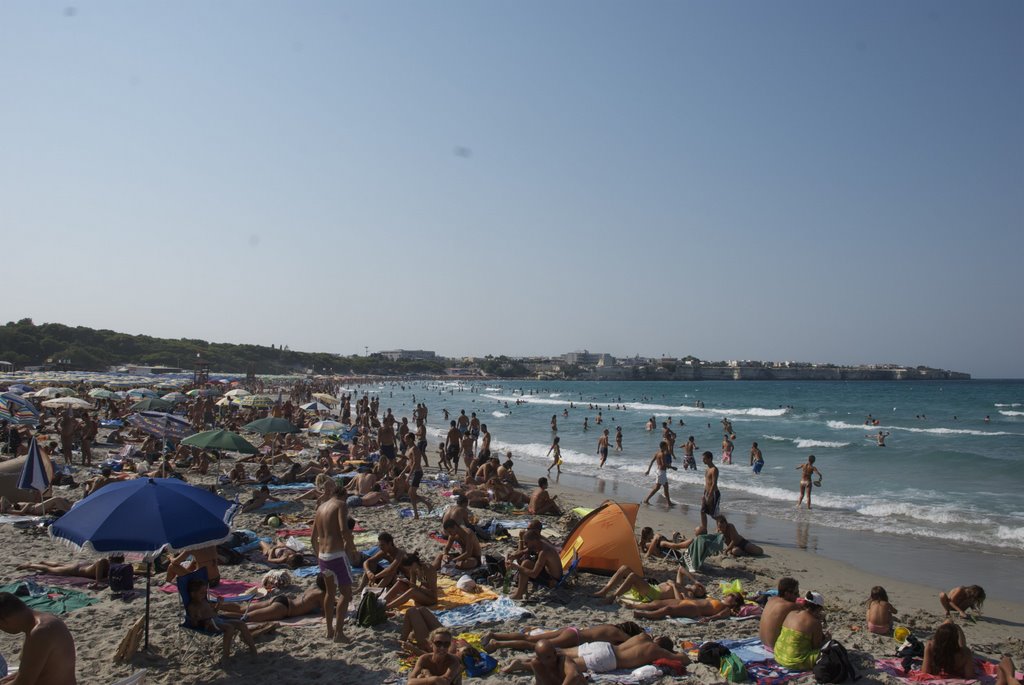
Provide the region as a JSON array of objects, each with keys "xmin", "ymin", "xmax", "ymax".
[{"xmin": 159, "ymin": 579, "xmax": 257, "ymax": 597}]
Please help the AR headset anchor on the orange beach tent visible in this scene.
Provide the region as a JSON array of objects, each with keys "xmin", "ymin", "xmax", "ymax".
[{"xmin": 559, "ymin": 501, "xmax": 644, "ymax": 577}]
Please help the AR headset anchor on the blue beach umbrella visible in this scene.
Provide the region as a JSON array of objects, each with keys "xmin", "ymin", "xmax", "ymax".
[
  {"xmin": 17, "ymin": 437, "xmax": 51, "ymax": 500},
  {"xmin": 0, "ymin": 392, "xmax": 40, "ymax": 426},
  {"xmin": 49, "ymin": 478, "xmax": 238, "ymax": 648}
]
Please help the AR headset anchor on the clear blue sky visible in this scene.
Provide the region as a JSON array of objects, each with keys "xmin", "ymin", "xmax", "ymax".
[{"xmin": 2, "ymin": 1, "xmax": 1021, "ymax": 376}]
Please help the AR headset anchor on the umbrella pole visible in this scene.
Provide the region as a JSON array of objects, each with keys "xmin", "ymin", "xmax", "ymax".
[{"xmin": 144, "ymin": 561, "xmax": 151, "ymax": 649}]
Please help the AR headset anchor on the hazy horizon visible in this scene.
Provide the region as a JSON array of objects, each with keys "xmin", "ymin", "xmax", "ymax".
[{"xmin": 3, "ymin": 2, "xmax": 1021, "ymax": 377}]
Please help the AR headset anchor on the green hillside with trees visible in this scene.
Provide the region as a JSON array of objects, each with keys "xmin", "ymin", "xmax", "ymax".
[{"xmin": 0, "ymin": 319, "xmax": 447, "ymax": 375}]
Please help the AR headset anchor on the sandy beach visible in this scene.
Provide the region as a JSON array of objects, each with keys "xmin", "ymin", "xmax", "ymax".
[{"xmin": 0, "ymin": 433, "xmax": 1021, "ymax": 685}]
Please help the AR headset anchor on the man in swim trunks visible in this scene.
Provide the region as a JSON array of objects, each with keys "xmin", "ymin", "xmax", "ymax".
[
  {"xmin": 377, "ymin": 420, "xmax": 397, "ymax": 462},
  {"xmin": 433, "ymin": 519, "xmax": 482, "ymax": 572},
  {"xmin": 0, "ymin": 591, "xmax": 78, "ymax": 684},
  {"xmin": 445, "ymin": 421, "xmax": 462, "ymax": 474},
  {"xmin": 402, "ymin": 432, "xmax": 426, "ymax": 519},
  {"xmin": 524, "ymin": 640, "xmax": 586, "ymax": 685},
  {"xmin": 796, "ymin": 455, "xmax": 822, "ymax": 509},
  {"xmin": 508, "ymin": 530, "xmax": 563, "ymax": 600},
  {"xmin": 529, "ymin": 477, "xmax": 562, "ymax": 515},
  {"xmin": 699, "ymin": 452, "xmax": 719, "ymax": 531},
  {"xmin": 715, "ymin": 515, "xmax": 763, "ymax": 556},
  {"xmin": 615, "ymin": 426, "xmax": 623, "ymax": 452},
  {"xmin": 750, "ymin": 442, "xmax": 764, "ymax": 474},
  {"xmin": 561, "ymin": 633, "xmax": 688, "ymax": 674},
  {"xmin": 643, "ymin": 442, "xmax": 672, "ymax": 506},
  {"xmin": 682, "ymin": 436, "xmax": 698, "ymax": 470},
  {"xmin": 597, "ymin": 429, "xmax": 610, "ymax": 467},
  {"xmin": 774, "ymin": 591, "xmax": 828, "ymax": 670},
  {"xmin": 469, "ymin": 412, "xmax": 481, "ymax": 446},
  {"xmin": 311, "ymin": 488, "xmax": 354, "ymax": 643}
]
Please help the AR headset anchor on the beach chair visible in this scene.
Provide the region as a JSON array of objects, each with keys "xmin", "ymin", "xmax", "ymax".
[{"xmin": 174, "ymin": 568, "xmax": 221, "ymax": 659}]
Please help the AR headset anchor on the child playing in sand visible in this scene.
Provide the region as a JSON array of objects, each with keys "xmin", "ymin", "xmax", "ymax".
[
  {"xmin": 939, "ymin": 585, "xmax": 985, "ymax": 620},
  {"xmin": 866, "ymin": 586, "xmax": 898, "ymax": 635},
  {"xmin": 185, "ymin": 578, "xmax": 258, "ymax": 661}
]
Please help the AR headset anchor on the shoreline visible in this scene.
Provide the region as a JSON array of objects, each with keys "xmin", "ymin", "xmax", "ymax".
[{"xmin": 516, "ymin": 458, "xmax": 1024, "ymax": 604}]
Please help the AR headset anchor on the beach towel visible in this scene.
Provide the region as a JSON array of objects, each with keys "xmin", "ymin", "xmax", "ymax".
[
  {"xmin": 0, "ymin": 581, "xmax": 99, "ymax": 615},
  {"xmin": 0, "ymin": 515, "xmax": 44, "ymax": 525},
  {"xmin": 257, "ymin": 501, "xmax": 295, "ymax": 512},
  {"xmin": 744, "ymin": 659, "xmax": 807, "ymax": 685},
  {"xmin": 875, "ymin": 657, "xmax": 1022, "ymax": 685},
  {"xmin": 681, "ymin": 533, "xmax": 725, "ymax": 572},
  {"xmin": 249, "ymin": 615, "xmax": 323, "ymax": 628},
  {"xmin": 159, "ymin": 579, "xmax": 257, "ymax": 598},
  {"xmin": 719, "ymin": 638, "xmax": 774, "ymax": 664},
  {"xmin": 399, "ymin": 507, "xmax": 445, "ymax": 519},
  {"xmin": 669, "ymin": 615, "xmax": 762, "ymax": 626},
  {"xmin": 264, "ymin": 483, "xmax": 315, "ymax": 491},
  {"xmin": 275, "ymin": 528, "xmax": 312, "ymax": 538},
  {"xmin": 395, "ymin": 577, "xmax": 498, "ymax": 612},
  {"xmin": 435, "ymin": 596, "xmax": 532, "ymax": 627},
  {"xmin": 19, "ymin": 573, "xmax": 95, "ymax": 590}
]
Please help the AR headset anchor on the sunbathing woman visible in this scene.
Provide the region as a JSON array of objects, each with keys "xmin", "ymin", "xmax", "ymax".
[
  {"xmin": 409, "ymin": 627, "xmax": 464, "ymax": 685},
  {"xmin": 218, "ymin": 573, "xmax": 325, "ymax": 622},
  {"xmin": 592, "ymin": 565, "xmax": 705, "ymax": 605},
  {"xmin": 0, "ymin": 496, "xmax": 73, "ymax": 516},
  {"xmin": 18, "ymin": 555, "xmax": 119, "ymax": 589},
  {"xmin": 258, "ymin": 541, "xmax": 309, "ymax": 569},
  {"xmin": 628, "ymin": 592, "xmax": 744, "ymax": 621},
  {"xmin": 297, "ymin": 473, "xmax": 338, "ymax": 504},
  {"xmin": 385, "ymin": 553, "xmax": 438, "ymax": 609},
  {"xmin": 402, "ymin": 606, "xmax": 475, "ymax": 658},
  {"xmin": 482, "ymin": 621, "xmax": 645, "ymax": 653},
  {"xmin": 639, "ymin": 527, "xmax": 693, "ymax": 560}
]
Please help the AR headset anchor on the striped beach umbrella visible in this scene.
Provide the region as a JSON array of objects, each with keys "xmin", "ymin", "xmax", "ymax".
[
  {"xmin": 300, "ymin": 401, "xmax": 332, "ymax": 412},
  {"xmin": 127, "ymin": 411, "xmax": 195, "ymax": 440},
  {"xmin": 223, "ymin": 389, "xmax": 251, "ymax": 398},
  {"xmin": 308, "ymin": 419, "xmax": 344, "ymax": 434},
  {"xmin": 238, "ymin": 394, "xmax": 275, "ymax": 409},
  {"xmin": 17, "ymin": 437, "xmax": 51, "ymax": 497},
  {"xmin": 32, "ymin": 387, "xmax": 76, "ymax": 399},
  {"xmin": 0, "ymin": 392, "xmax": 40, "ymax": 425}
]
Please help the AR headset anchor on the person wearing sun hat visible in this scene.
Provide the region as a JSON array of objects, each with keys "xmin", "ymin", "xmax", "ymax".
[{"xmin": 774, "ymin": 591, "xmax": 831, "ymax": 670}]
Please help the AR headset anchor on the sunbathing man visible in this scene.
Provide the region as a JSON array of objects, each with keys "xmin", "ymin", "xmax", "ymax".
[
  {"xmin": 520, "ymin": 640, "xmax": 586, "ymax": 685},
  {"xmin": 0, "ymin": 591, "xmax": 78, "ymax": 685},
  {"xmin": 240, "ymin": 485, "xmax": 279, "ymax": 513},
  {"xmin": 592, "ymin": 565, "xmax": 705, "ymax": 605},
  {"xmin": 627, "ymin": 592, "xmax": 744, "ymax": 621},
  {"xmin": 408, "ymin": 627, "xmax": 464, "ymax": 685},
  {"xmin": 84, "ymin": 467, "xmax": 117, "ymax": 496},
  {"xmin": 18, "ymin": 555, "xmax": 120, "ymax": 589},
  {"xmin": 563, "ymin": 633, "xmax": 688, "ymax": 675},
  {"xmin": 715, "ymin": 515, "xmax": 764, "ymax": 556},
  {"xmin": 497, "ymin": 455, "xmax": 518, "ymax": 486},
  {"xmin": 362, "ymin": 532, "xmax": 406, "ymax": 591},
  {"xmin": 433, "ymin": 519, "xmax": 483, "ymax": 571},
  {"xmin": 508, "ymin": 530, "xmax": 563, "ymax": 600},
  {"xmin": 185, "ymin": 577, "xmax": 258, "ymax": 661},
  {"xmin": 385, "ymin": 553, "xmax": 438, "ymax": 609},
  {"xmin": 218, "ymin": 573, "xmax": 326, "ymax": 622},
  {"xmin": 528, "ymin": 478, "xmax": 561, "ymax": 516},
  {"xmin": 483, "ymin": 620, "xmax": 645, "ymax": 652},
  {"xmin": 0, "ymin": 496, "xmax": 74, "ymax": 516},
  {"xmin": 258, "ymin": 541, "xmax": 309, "ymax": 569},
  {"xmin": 166, "ymin": 546, "xmax": 221, "ymax": 587}
]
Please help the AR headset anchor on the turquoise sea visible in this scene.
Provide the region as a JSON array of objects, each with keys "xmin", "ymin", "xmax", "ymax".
[{"xmin": 368, "ymin": 379, "xmax": 1023, "ymax": 556}]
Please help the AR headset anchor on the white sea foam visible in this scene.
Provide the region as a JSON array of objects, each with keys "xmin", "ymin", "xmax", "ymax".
[
  {"xmin": 999, "ymin": 411, "xmax": 1024, "ymax": 417},
  {"xmin": 480, "ymin": 393, "xmax": 789, "ymax": 418},
  {"xmin": 994, "ymin": 526, "xmax": 1024, "ymax": 545},
  {"xmin": 763, "ymin": 435, "xmax": 849, "ymax": 449},
  {"xmin": 484, "ymin": 387, "xmax": 504, "ymax": 392},
  {"xmin": 994, "ymin": 403, "xmax": 1022, "ymax": 407},
  {"xmin": 549, "ymin": 393, "xmax": 562, "ymax": 397},
  {"xmin": 825, "ymin": 420, "xmax": 1017, "ymax": 437},
  {"xmin": 855, "ymin": 501, "xmax": 992, "ymax": 526},
  {"xmin": 491, "ymin": 411, "xmax": 508, "ymax": 418}
]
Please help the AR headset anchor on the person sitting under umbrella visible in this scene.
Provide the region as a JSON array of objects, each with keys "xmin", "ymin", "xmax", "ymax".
[
  {"xmin": 185, "ymin": 577, "xmax": 258, "ymax": 661},
  {"xmin": 166, "ymin": 546, "xmax": 221, "ymax": 588}
]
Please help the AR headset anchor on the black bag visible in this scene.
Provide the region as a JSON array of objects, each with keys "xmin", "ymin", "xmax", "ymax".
[
  {"xmin": 697, "ymin": 642, "xmax": 732, "ymax": 668},
  {"xmin": 108, "ymin": 563, "xmax": 134, "ymax": 593},
  {"xmin": 813, "ymin": 640, "xmax": 859, "ymax": 683},
  {"xmin": 356, "ymin": 590, "xmax": 387, "ymax": 627}
]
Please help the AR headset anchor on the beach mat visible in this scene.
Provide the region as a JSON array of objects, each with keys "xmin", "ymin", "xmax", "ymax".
[
  {"xmin": 744, "ymin": 659, "xmax": 807, "ymax": 685},
  {"xmin": 0, "ymin": 515, "xmax": 44, "ymax": 525},
  {"xmin": 0, "ymin": 581, "xmax": 100, "ymax": 615},
  {"xmin": 399, "ymin": 507, "xmax": 445, "ymax": 519},
  {"xmin": 19, "ymin": 573, "xmax": 96, "ymax": 590},
  {"xmin": 395, "ymin": 577, "xmax": 498, "ymax": 612},
  {"xmin": 718, "ymin": 637, "xmax": 774, "ymax": 663},
  {"xmin": 875, "ymin": 657, "xmax": 1022, "ymax": 685},
  {"xmin": 435, "ymin": 596, "xmax": 531, "ymax": 627},
  {"xmin": 159, "ymin": 579, "xmax": 257, "ymax": 598}
]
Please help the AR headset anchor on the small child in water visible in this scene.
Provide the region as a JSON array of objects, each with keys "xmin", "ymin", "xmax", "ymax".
[{"xmin": 866, "ymin": 585, "xmax": 898, "ymax": 635}]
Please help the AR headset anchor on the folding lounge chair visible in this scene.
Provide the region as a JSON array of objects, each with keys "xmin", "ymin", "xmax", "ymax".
[{"xmin": 175, "ymin": 568, "xmax": 221, "ymax": 659}]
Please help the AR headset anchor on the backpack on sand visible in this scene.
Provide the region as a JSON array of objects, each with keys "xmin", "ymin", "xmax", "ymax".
[
  {"xmin": 814, "ymin": 640, "xmax": 859, "ymax": 683},
  {"xmin": 356, "ymin": 589, "xmax": 386, "ymax": 627}
]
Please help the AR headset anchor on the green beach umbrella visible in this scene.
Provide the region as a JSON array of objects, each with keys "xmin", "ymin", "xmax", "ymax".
[
  {"xmin": 88, "ymin": 388, "xmax": 117, "ymax": 399},
  {"xmin": 242, "ymin": 417, "xmax": 299, "ymax": 435},
  {"xmin": 131, "ymin": 398, "xmax": 174, "ymax": 412},
  {"xmin": 181, "ymin": 429, "xmax": 258, "ymax": 454}
]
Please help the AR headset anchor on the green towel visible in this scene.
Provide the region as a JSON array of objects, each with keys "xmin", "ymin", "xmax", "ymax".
[
  {"xmin": 682, "ymin": 533, "xmax": 725, "ymax": 572},
  {"xmin": 0, "ymin": 581, "xmax": 101, "ymax": 615}
]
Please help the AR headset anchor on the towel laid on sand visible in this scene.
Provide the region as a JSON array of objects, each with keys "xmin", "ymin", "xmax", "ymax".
[
  {"xmin": 399, "ymin": 507, "xmax": 445, "ymax": 519},
  {"xmin": 395, "ymin": 577, "xmax": 498, "ymax": 613},
  {"xmin": 0, "ymin": 581, "xmax": 99, "ymax": 615},
  {"xmin": 19, "ymin": 574, "xmax": 95, "ymax": 590},
  {"xmin": 159, "ymin": 579, "xmax": 257, "ymax": 598},
  {"xmin": 875, "ymin": 657, "xmax": 1023, "ymax": 685},
  {"xmin": 0, "ymin": 515, "xmax": 44, "ymax": 525},
  {"xmin": 264, "ymin": 483, "xmax": 315, "ymax": 491},
  {"xmin": 718, "ymin": 637, "xmax": 774, "ymax": 664},
  {"xmin": 744, "ymin": 659, "xmax": 807, "ymax": 685},
  {"xmin": 681, "ymin": 533, "xmax": 725, "ymax": 572},
  {"xmin": 436, "ymin": 596, "xmax": 531, "ymax": 627}
]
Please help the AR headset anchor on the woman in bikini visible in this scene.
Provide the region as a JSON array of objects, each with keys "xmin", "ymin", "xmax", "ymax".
[
  {"xmin": 591, "ymin": 565, "xmax": 705, "ymax": 605},
  {"xmin": 218, "ymin": 573, "xmax": 326, "ymax": 622},
  {"xmin": 385, "ymin": 553, "xmax": 438, "ymax": 609}
]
